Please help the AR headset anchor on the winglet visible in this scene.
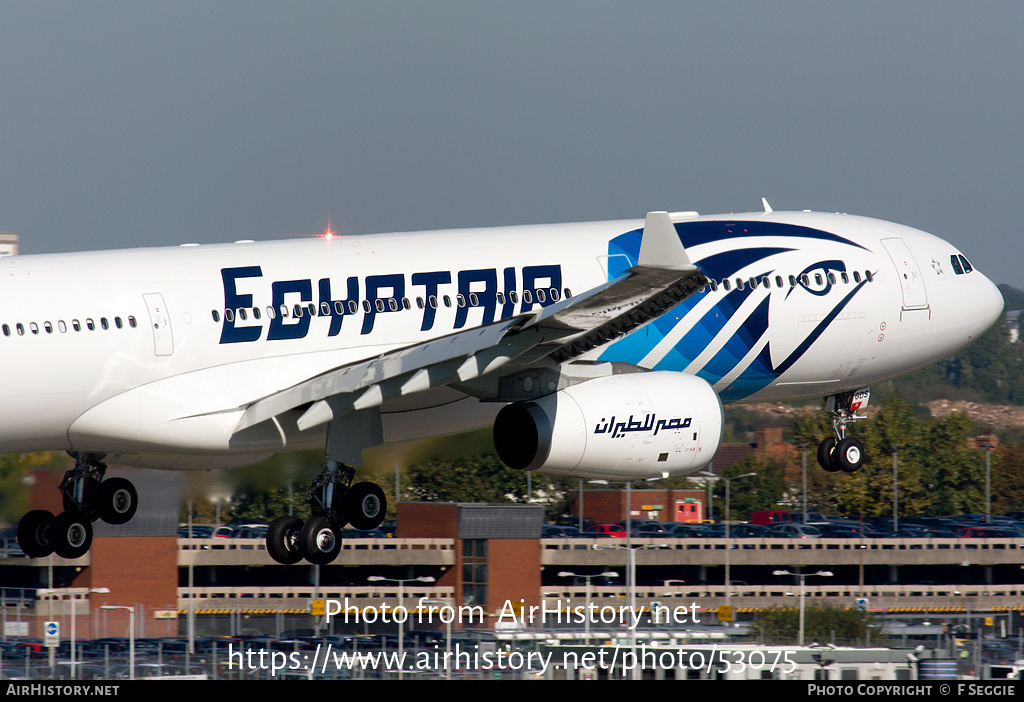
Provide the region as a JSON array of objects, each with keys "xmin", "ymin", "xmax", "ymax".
[
  {"xmin": 637, "ymin": 211, "xmax": 693, "ymax": 271},
  {"xmin": 761, "ymin": 197, "xmax": 773, "ymax": 213}
]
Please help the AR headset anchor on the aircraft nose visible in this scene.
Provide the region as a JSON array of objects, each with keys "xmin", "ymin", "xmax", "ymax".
[{"xmin": 973, "ymin": 273, "xmax": 1004, "ymax": 334}]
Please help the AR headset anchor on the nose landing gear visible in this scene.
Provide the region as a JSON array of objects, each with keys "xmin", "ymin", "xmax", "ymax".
[{"xmin": 816, "ymin": 389, "xmax": 869, "ymax": 473}]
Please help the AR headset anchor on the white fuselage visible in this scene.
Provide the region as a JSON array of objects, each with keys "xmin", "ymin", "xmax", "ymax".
[{"xmin": 0, "ymin": 211, "xmax": 1002, "ymax": 467}]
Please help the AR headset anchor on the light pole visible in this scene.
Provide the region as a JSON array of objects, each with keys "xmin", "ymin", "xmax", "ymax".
[
  {"xmin": 892, "ymin": 444, "xmax": 899, "ymax": 532},
  {"xmin": 557, "ymin": 571, "xmax": 618, "ymax": 643},
  {"xmin": 772, "ymin": 570, "xmax": 833, "ymax": 645},
  {"xmin": 100, "ymin": 605, "xmax": 135, "ymax": 679},
  {"xmin": 701, "ymin": 470, "xmax": 755, "ymax": 612},
  {"xmin": 367, "ymin": 575, "xmax": 435, "ymax": 679}
]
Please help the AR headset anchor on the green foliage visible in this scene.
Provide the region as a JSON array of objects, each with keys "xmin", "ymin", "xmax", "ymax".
[
  {"xmin": 0, "ymin": 452, "xmax": 67, "ymax": 524},
  {"xmin": 712, "ymin": 454, "xmax": 787, "ymax": 520},
  {"xmin": 754, "ymin": 602, "xmax": 884, "ymax": 646},
  {"xmin": 402, "ymin": 454, "xmax": 536, "ymax": 504}
]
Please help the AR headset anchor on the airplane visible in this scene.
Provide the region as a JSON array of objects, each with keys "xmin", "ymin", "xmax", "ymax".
[{"xmin": 3, "ymin": 203, "xmax": 1003, "ymax": 565}]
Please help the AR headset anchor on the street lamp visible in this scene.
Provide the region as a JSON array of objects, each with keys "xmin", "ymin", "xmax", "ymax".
[
  {"xmin": 701, "ymin": 470, "xmax": 755, "ymax": 613},
  {"xmin": 772, "ymin": 570, "xmax": 833, "ymax": 645},
  {"xmin": 100, "ymin": 605, "xmax": 135, "ymax": 679},
  {"xmin": 557, "ymin": 571, "xmax": 618, "ymax": 643},
  {"xmin": 367, "ymin": 575, "xmax": 435, "ymax": 679}
]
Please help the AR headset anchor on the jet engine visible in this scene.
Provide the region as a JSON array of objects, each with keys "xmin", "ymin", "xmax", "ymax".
[{"xmin": 493, "ymin": 371, "xmax": 723, "ymax": 479}]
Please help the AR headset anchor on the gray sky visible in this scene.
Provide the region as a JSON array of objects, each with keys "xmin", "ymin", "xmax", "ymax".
[{"xmin": 2, "ymin": 2, "xmax": 1022, "ymax": 288}]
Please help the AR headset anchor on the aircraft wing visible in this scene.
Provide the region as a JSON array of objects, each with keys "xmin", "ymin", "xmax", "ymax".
[{"xmin": 230, "ymin": 211, "xmax": 708, "ymax": 435}]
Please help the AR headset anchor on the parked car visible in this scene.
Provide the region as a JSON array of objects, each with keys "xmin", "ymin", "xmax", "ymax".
[
  {"xmin": 585, "ymin": 524, "xmax": 627, "ymax": 538},
  {"xmin": 766, "ymin": 524, "xmax": 822, "ymax": 538}
]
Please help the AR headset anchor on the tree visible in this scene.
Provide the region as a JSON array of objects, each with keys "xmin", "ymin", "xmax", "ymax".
[{"xmin": 754, "ymin": 603, "xmax": 883, "ymax": 646}]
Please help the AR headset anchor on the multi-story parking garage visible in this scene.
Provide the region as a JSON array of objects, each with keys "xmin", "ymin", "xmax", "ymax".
[{"xmin": 4, "ymin": 499, "xmax": 1024, "ymax": 641}]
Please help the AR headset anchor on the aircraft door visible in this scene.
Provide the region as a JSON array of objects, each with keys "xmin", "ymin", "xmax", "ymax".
[
  {"xmin": 881, "ymin": 237, "xmax": 928, "ymax": 309},
  {"xmin": 143, "ymin": 293, "xmax": 174, "ymax": 356}
]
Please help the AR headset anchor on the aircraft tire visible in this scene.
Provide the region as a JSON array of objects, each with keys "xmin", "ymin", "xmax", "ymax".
[
  {"xmin": 267, "ymin": 515, "xmax": 304, "ymax": 565},
  {"xmin": 817, "ymin": 438, "xmax": 841, "ymax": 472},
  {"xmin": 17, "ymin": 510, "xmax": 56, "ymax": 559},
  {"xmin": 98, "ymin": 478, "xmax": 138, "ymax": 525},
  {"xmin": 299, "ymin": 515, "xmax": 341, "ymax": 565},
  {"xmin": 836, "ymin": 438, "xmax": 865, "ymax": 473},
  {"xmin": 344, "ymin": 482, "xmax": 387, "ymax": 531},
  {"xmin": 52, "ymin": 511, "xmax": 93, "ymax": 559}
]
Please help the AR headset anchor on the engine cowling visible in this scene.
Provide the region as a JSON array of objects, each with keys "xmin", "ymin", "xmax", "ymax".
[{"xmin": 493, "ymin": 371, "xmax": 723, "ymax": 479}]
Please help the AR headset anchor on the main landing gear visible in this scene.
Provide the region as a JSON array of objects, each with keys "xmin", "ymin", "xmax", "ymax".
[
  {"xmin": 17, "ymin": 453, "xmax": 139, "ymax": 559},
  {"xmin": 265, "ymin": 463, "xmax": 387, "ymax": 565},
  {"xmin": 816, "ymin": 388, "xmax": 869, "ymax": 474},
  {"xmin": 265, "ymin": 408, "xmax": 387, "ymax": 566}
]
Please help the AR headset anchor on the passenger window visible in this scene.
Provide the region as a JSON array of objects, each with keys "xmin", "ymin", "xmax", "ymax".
[
  {"xmin": 374, "ymin": 299, "xmax": 385, "ymax": 312},
  {"xmin": 212, "ymin": 310, "xmax": 221, "ymax": 322},
  {"xmin": 722, "ymin": 279, "xmax": 731, "ymax": 291},
  {"xmin": 536, "ymin": 289, "xmax": 546, "ymax": 303},
  {"xmin": 563, "ymin": 287, "xmax": 572, "ymax": 298},
  {"xmin": 266, "ymin": 306, "xmax": 277, "ymax": 320},
  {"xmin": 86, "ymin": 319, "xmax": 95, "ymax": 331},
  {"xmin": 114, "ymin": 317, "xmax": 123, "ymax": 329},
  {"xmin": 550, "ymin": 288, "xmax": 560, "ymax": 302},
  {"xmin": 44, "ymin": 321, "xmax": 53, "ymax": 334},
  {"xmin": 853, "ymin": 271, "xmax": 862, "ymax": 283},
  {"xmin": 100, "ymin": 318, "xmax": 109, "ymax": 330},
  {"xmin": 865, "ymin": 271, "xmax": 874, "ymax": 282},
  {"xmin": 428, "ymin": 295, "xmax": 438, "ymax": 309},
  {"xmin": 16, "ymin": 323, "xmax": 24, "ymax": 336},
  {"xmin": 469, "ymin": 293, "xmax": 479, "ymax": 306},
  {"xmin": 128, "ymin": 316, "xmax": 137, "ymax": 328},
  {"xmin": 72, "ymin": 320, "xmax": 81, "ymax": 331},
  {"xmin": 523, "ymin": 290, "xmax": 533, "ymax": 303},
  {"xmin": 237, "ymin": 308, "xmax": 247, "ymax": 321},
  {"xmin": 443, "ymin": 295, "xmax": 452, "ymax": 307},
  {"xmin": 496, "ymin": 292, "xmax": 505, "ymax": 305},
  {"xmin": 388, "ymin": 298, "xmax": 399, "ymax": 312},
  {"xmin": 58, "ymin": 320, "xmax": 67, "ymax": 333},
  {"xmin": 1, "ymin": 324, "xmax": 8, "ymax": 337},
  {"xmin": 348, "ymin": 301, "xmax": 358, "ymax": 314},
  {"xmin": 29, "ymin": 322, "xmax": 39, "ymax": 335},
  {"xmin": 252, "ymin": 307, "xmax": 261, "ymax": 320},
  {"xmin": 293, "ymin": 304, "xmax": 304, "ymax": 318},
  {"xmin": 321, "ymin": 302, "xmax": 331, "ymax": 316}
]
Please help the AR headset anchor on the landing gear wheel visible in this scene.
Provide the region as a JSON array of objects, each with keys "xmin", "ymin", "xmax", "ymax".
[
  {"xmin": 52, "ymin": 512, "xmax": 92, "ymax": 559},
  {"xmin": 267, "ymin": 516, "xmax": 304, "ymax": 565},
  {"xmin": 835, "ymin": 437, "xmax": 865, "ymax": 473},
  {"xmin": 817, "ymin": 437, "xmax": 841, "ymax": 472},
  {"xmin": 98, "ymin": 478, "xmax": 138, "ymax": 525},
  {"xmin": 17, "ymin": 510, "xmax": 55, "ymax": 558},
  {"xmin": 344, "ymin": 482, "xmax": 387, "ymax": 530},
  {"xmin": 299, "ymin": 515, "xmax": 341, "ymax": 565}
]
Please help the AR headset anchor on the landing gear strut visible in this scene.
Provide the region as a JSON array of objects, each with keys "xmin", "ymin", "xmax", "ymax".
[
  {"xmin": 816, "ymin": 388, "xmax": 869, "ymax": 473},
  {"xmin": 17, "ymin": 453, "xmax": 139, "ymax": 559}
]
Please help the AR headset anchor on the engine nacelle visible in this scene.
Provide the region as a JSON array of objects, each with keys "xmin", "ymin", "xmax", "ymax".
[{"xmin": 493, "ymin": 371, "xmax": 723, "ymax": 480}]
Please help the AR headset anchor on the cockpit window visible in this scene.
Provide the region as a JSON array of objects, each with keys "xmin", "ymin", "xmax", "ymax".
[
  {"xmin": 950, "ymin": 255, "xmax": 964, "ymax": 275},
  {"xmin": 959, "ymin": 255, "xmax": 973, "ymax": 273}
]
